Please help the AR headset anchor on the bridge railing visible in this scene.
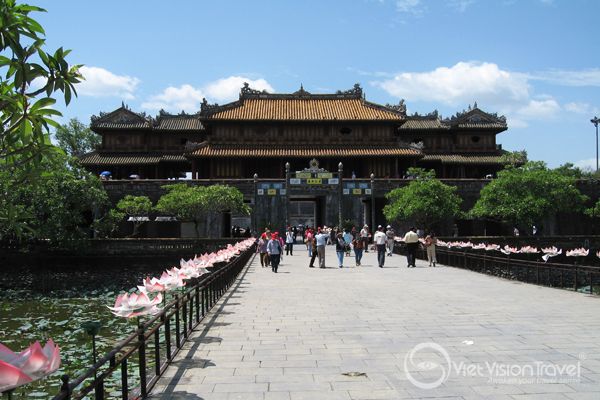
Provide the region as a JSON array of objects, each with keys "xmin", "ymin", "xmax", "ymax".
[
  {"xmin": 50, "ymin": 244, "xmax": 255, "ymax": 400},
  {"xmin": 415, "ymin": 246, "xmax": 600, "ymax": 293}
]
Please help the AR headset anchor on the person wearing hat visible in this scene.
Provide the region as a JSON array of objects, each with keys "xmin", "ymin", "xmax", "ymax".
[
  {"xmin": 267, "ymin": 232, "xmax": 284, "ymax": 273},
  {"xmin": 256, "ymin": 233, "xmax": 270, "ymax": 268},
  {"xmin": 315, "ymin": 227, "xmax": 331, "ymax": 268},
  {"xmin": 373, "ymin": 225, "xmax": 387, "ymax": 268},
  {"xmin": 285, "ymin": 227, "xmax": 294, "ymax": 256},
  {"xmin": 360, "ymin": 225, "xmax": 369, "ymax": 252},
  {"xmin": 385, "ymin": 225, "xmax": 396, "ymax": 256}
]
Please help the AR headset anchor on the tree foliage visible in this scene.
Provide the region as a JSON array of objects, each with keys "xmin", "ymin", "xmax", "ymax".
[
  {"xmin": 53, "ymin": 117, "xmax": 100, "ymax": 156},
  {"xmin": 116, "ymin": 195, "xmax": 153, "ymax": 238},
  {"xmin": 470, "ymin": 161, "xmax": 588, "ymax": 231},
  {"xmin": 0, "ymin": 1, "xmax": 83, "ymax": 235},
  {"xmin": 91, "ymin": 208, "xmax": 125, "ymax": 239},
  {"xmin": 383, "ymin": 168, "xmax": 463, "ymax": 230},
  {"xmin": 155, "ymin": 184, "xmax": 251, "ymax": 237},
  {"xmin": 0, "ymin": 154, "xmax": 108, "ymax": 251}
]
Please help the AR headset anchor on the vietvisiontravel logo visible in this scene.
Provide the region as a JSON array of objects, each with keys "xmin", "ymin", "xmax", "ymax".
[{"xmin": 404, "ymin": 342, "xmax": 582, "ymax": 389}]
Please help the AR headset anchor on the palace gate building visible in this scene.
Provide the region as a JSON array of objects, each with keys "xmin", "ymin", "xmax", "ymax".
[{"xmin": 81, "ymin": 84, "xmax": 509, "ymax": 237}]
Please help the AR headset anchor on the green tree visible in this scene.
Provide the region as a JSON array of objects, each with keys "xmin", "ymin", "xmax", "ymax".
[
  {"xmin": 155, "ymin": 184, "xmax": 251, "ymax": 237},
  {"xmin": 0, "ymin": 1, "xmax": 83, "ymax": 235},
  {"xmin": 116, "ymin": 195, "xmax": 153, "ymax": 238},
  {"xmin": 91, "ymin": 208, "xmax": 125, "ymax": 238},
  {"xmin": 470, "ymin": 161, "xmax": 588, "ymax": 233},
  {"xmin": 0, "ymin": 153, "xmax": 108, "ymax": 252},
  {"xmin": 53, "ymin": 117, "xmax": 100, "ymax": 156},
  {"xmin": 383, "ymin": 168, "xmax": 463, "ymax": 231}
]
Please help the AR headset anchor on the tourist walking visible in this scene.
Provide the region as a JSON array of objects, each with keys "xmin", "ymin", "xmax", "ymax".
[
  {"xmin": 374, "ymin": 225, "xmax": 387, "ymax": 268},
  {"xmin": 335, "ymin": 232, "xmax": 347, "ymax": 268},
  {"xmin": 305, "ymin": 228, "xmax": 314, "ymax": 257},
  {"xmin": 285, "ymin": 227, "xmax": 294, "ymax": 256},
  {"xmin": 360, "ymin": 225, "xmax": 369, "ymax": 252},
  {"xmin": 308, "ymin": 235, "xmax": 318, "ymax": 268},
  {"xmin": 343, "ymin": 229, "xmax": 352, "ymax": 257},
  {"xmin": 267, "ymin": 233, "xmax": 284, "ymax": 273},
  {"xmin": 315, "ymin": 227, "xmax": 330, "ymax": 268},
  {"xmin": 351, "ymin": 232, "xmax": 363, "ymax": 266},
  {"xmin": 404, "ymin": 226, "xmax": 419, "ymax": 268},
  {"xmin": 256, "ymin": 233, "xmax": 269, "ymax": 267},
  {"xmin": 386, "ymin": 225, "xmax": 395, "ymax": 256},
  {"xmin": 424, "ymin": 231, "xmax": 438, "ymax": 267}
]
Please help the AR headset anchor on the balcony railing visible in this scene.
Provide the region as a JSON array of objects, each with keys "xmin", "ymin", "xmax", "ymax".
[
  {"xmin": 415, "ymin": 246, "xmax": 600, "ymax": 293},
  {"xmin": 50, "ymin": 244, "xmax": 255, "ymax": 400}
]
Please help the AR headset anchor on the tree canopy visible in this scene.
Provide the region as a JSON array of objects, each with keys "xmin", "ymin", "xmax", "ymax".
[
  {"xmin": 53, "ymin": 117, "xmax": 100, "ymax": 156},
  {"xmin": 0, "ymin": 1, "xmax": 83, "ymax": 235},
  {"xmin": 470, "ymin": 161, "xmax": 588, "ymax": 232},
  {"xmin": 0, "ymin": 153, "xmax": 108, "ymax": 251},
  {"xmin": 155, "ymin": 184, "xmax": 251, "ymax": 237},
  {"xmin": 383, "ymin": 168, "xmax": 463, "ymax": 231},
  {"xmin": 116, "ymin": 195, "xmax": 153, "ymax": 238}
]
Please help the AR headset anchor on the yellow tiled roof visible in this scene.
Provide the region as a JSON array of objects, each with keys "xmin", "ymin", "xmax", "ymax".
[
  {"xmin": 186, "ymin": 143, "xmax": 422, "ymax": 158},
  {"xmin": 79, "ymin": 152, "xmax": 189, "ymax": 166},
  {"xmin": 421, "ymin": 154, "xmax": 504, "ymax": 164},
  {"xmin": 202, "ymin": 99, "xmax": 405, "ymax": 121}
]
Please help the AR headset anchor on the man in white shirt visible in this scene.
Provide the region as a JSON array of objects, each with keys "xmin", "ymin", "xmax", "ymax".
[
  {"xmin": 404, "ymin": 227, "xmax": 419, "ymax": 268},
  {"xmin": 285, "ymin": 227, "xmax": 294, "ymax": 256},
  {"xmin": 385, "ymin": 225, "xmax": 395, "ymax": 256},
  {"xmin": 315, "ymin": 227, "xmax": 331, "ymax": 268},
  {"xmin": 373, "ymin": 225, "xmax": 387, "ymax": 268}
]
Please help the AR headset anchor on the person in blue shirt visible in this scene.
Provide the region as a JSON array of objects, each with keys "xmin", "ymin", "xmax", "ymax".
[{"xmin": 267, "ymin": 233, "xmax": 284, "ymax": 273}]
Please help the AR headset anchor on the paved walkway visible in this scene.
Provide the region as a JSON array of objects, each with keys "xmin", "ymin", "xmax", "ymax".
[{"xmin": 147, "ymin": 243, "xmax": 600, "ymax": 400}]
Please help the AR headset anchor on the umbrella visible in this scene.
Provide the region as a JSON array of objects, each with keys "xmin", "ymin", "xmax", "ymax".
[
  {"xmin": 100, "ymin": 171, "xmax": 111, "ymax": 176},
  {"xmin": 129, "ymin": 174, "xmax": 140, "ymax": 179}
]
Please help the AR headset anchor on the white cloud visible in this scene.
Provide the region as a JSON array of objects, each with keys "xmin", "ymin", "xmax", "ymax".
[
  {"xmin": 141, "ymin": 77, "xmax": 275, "ymax": 113},
  {"xmin": 372, "ymin": 61, "xmax": 530, "ymax": 109},
  {"xmin": 396, "ymin": 0, "xmax": 424, "ymax": 13},
  {"xmin": 564, "ymin": 102, "xmax": 600, "ymax": 115},
  {"xmin": 574, "ymin": 158, "xmax": 597, "ymax": 171},
  {"xmin": 142, "ymin": 84, "xmax": 205, "ymax": 112},
  {"xmin": 508, "ymin": 119, "xmax": 529, "ymax": 129},
  {"xmin": 205, "ymin": 77, "xmax": 274, "ymax": 102},
  {"xmin": 78, "ymin": 66, "xmax": 140, "ymax": 99},
  {"xmin": 446, "ymin": 0, "xmax": 477, "ymax": 12},
  {"xmin": 515, "ymin": 99, "xmax": 561, "ymax": 120},
  {"xmin": 528, "ymin": 68, "xmax": 600, "ymax": 87}
]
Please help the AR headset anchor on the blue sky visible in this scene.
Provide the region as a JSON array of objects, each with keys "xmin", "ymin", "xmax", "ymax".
[{"xmin": 33, "ymin": 0, "xmax": 600, "ymax": 169}]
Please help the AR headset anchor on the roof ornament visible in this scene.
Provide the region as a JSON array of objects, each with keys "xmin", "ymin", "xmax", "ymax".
[
  {"xmin": 293, "ymin": 84, "xmax": 311, "ymax": 95},
  {"xmin": 385, "ymin": 99, "xmax": 407, "ymax": 116},
  {"xmin": 337, "ymin": 83, "xmax": 363, "ymax": 96},
  {"xmin": 200, "ymin": 98, "xmax": 220, "ymax": 115},
  {"xmin": 240, "ymin": 82, "xmax": 268, "ymax": 97}
]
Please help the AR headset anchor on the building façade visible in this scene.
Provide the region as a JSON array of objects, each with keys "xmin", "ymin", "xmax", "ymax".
[{"xmin": 80, "ymin": 84, "xmax": 511, "ymax": 237}]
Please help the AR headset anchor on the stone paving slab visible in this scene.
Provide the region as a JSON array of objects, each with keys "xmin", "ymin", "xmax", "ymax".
[{"xmin": 146, "ymin": 244, "xmax": 600, "ymax": 400}]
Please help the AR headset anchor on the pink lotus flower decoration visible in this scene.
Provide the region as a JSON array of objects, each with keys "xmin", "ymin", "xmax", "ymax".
[
  {"xmin": 472, "ymin": 243, "xmax": 486, "ymax": 250},
  {"xmin": 541, "ymin": 246, "xmax": 562, "ymax": 262},
  {"xmin": 107, "ymin": 292, "xmax": 163, "ymax": 318},
  {"xmin": 138, "ymin": 277, "xmax": 167, "ymax": 294},
  {"xmin": 500, "ymin": 245, "xmax": 520, "ymax": 255},
  {"xmin": 0, "ymin": 339, "xmax": 61, "ymax": 392},
  {"xmin": 520, "ymin": 246, "xmax": 539, "ymax": 254},
  {"xmin": 436, "ymin": 239, "xmax": 447, "ymax": 247},
  {"xmin": 485, "ymin": 244, "xmax": 500, "ymax": 251},
  {"xmin": 566, "ymin": 248, "xmax": 589, "ymax": 257}
]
